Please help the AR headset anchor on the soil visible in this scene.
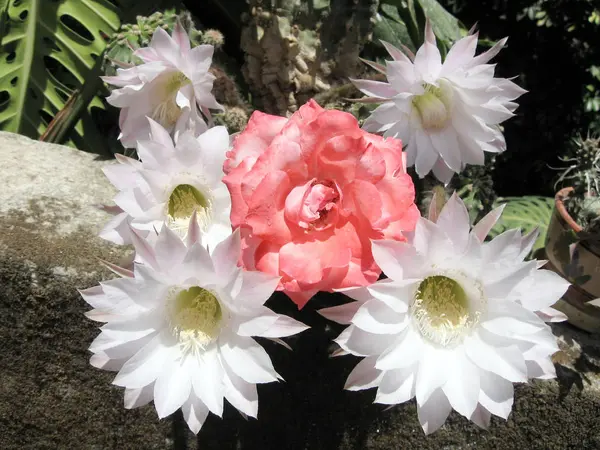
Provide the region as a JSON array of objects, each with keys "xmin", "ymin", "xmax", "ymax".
[{"xmin": 1, "ymin": 261, "xmax": 600, "ymax": 450}]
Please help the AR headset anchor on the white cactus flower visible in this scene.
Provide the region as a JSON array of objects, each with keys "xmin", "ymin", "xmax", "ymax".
[
  {"xmin": 319, "ymin": 193, "xmax": 569, "ymax": 434},
  {"xmin": 103, "ymin": 22, "xmax": 221, "ymax": 147},
  {"xmin": 81, "ymin": 225, "xmax": 308, "ymax": 434},
  {"xmin": 352, "ymin": 21, "xmax": 526, "ymax": 183},
  {"xmin": 100, "ymin": 119, "xmax": 232, "ymax": 249}
]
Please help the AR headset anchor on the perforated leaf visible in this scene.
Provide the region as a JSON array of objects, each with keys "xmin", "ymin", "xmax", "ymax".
[
  {"xmin": 489, "ymin": 196, "xmax": 555, "ymax": 254},
  {"xmin": 0, "ymin": 0, "xmax": 120, "ymax": 151}
]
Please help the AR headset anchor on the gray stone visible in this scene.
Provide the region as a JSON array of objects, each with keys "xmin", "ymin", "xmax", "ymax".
[
  {"xmin": 1, "ymin": 132, "xmax": 599, "ymax": 449},
  {"xmin": 0, "ymin": 132, "xmax": 175, "ymax": 449}
]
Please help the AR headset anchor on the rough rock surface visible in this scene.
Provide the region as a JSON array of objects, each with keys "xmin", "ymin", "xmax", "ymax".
[
  {"xmin": 1, "ymin": 133, "xmax": 600, "ymax": 449},
  {"xmin": 0, "ymin": 132, "xmax": 171, "ymax": 448}
]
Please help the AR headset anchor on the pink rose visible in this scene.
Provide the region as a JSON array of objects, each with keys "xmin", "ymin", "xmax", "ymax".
[{"xmin": 223, "ymin": 100, "xmax": 420, "ymax": 308}]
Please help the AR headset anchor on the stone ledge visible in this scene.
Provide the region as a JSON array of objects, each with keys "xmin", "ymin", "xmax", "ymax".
[{"xmin": 0, "ymin": 131, "xmax": 129, "ymax": 278}]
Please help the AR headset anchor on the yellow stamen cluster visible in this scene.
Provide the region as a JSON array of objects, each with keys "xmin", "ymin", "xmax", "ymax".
[
  {"xmin": 169, "ymin": 286, "xmax": 222, "ymax": 354},
  {"xmin": 411, "ymin": 275, "xmax": 478, "ymax": 347},
  {"xmin": 152, "ymin": 71, "xmax": 191, "ymax": 128},
  {"xmin": 412, "ymin": 82, "xmax": 453, "ymax": 130},
  {"xmin": 166, "ymin": 183, "xmax": 212, "ymax": 237}
]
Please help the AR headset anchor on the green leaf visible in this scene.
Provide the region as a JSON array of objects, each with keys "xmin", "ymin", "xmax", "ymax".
[
  {"xmin": 374, "ymin": 4, "xmax": 415, "ymax": 52},
  {"xmin": 416, "ymin": 0, "xmax": 461, "ymax": 43},
  {"xmin": 0, "ymin": 0, "xmax": 120, "ymax": 152},
  {"xmin": 489, "ymin": 196, "xmax": 555, "ymax": 254},
  {"xmin": 312, "ymin": 0, "xmax": 330, "ymax": 10},
  {"xmin": 375, "ymin": 0, "xmax": 461, "ymax": 53}
]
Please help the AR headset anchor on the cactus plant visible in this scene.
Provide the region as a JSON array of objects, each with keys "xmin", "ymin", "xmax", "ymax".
[
  {"xmin": 415, "ymin": 155, "xmax": 498, "ymax": 225},
  {"xmin": 484, "ymin": 135, "xmax": 600, "ymax": 261},
  {"xmin": 102, "ymin": 10, "xmax": 222, "ymax": 76},
  {"xmin": 556, "ymin": 134, "xmax": 600, "ymax": 239},
  {"xmin": 452, "ymin": 158, "xmax": 498, "ymax": 224},
  {"xmin": 542, "ymin": 133, "xmax": 600, "ymax": 324},
  {"xmin": 213, "ymin": 106, "xmax": 249, "ymax": 133},
  {"xmin": 241, "ymin": 0, "xmax": 378, "ymax": 115}
]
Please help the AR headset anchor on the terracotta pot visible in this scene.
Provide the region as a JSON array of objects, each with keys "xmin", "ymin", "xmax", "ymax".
[{"xmin": 545, "ymin": 187, "xmax": 600, "ymax": 333}]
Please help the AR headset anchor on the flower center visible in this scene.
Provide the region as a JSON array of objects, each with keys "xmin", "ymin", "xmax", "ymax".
[
  {"xmin": 410, "ymin": 275, "xmax": 480, "ymax": 347},
  {"xmin": 152, "ymin": 71, "xmax": 191, "ymax": 128},
  {"xmin": 297, "ymin": 180, "xmax": 340, "ymax": 232},
  {"xmin": 305, "ymin": 182, "xmax": 338, "ymax": 224},
  {"xmin": 412, "ymin": 82, "xmax": 453, "ymax": 130},
  {"xmin": 166, "ymin": 183, "xmax": 213, "ymax": 237},
  {"xmin": 168, "ymin": 286, "xmax": 222, "ymax": 354}
]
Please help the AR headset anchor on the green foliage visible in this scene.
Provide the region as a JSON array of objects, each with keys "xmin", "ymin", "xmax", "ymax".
[
  {"xmin": 375, "ymin": 4, "xmax": 414, "ymax": 50},
  {"xmin": 518, "ymin": 1, "xmax": 600, "ymax": 133},
  {"xmin": 585, "ymin": 65, "xmax": 600, "ymax": 115},
  {"xmin": 0, "ymin": 0, "xmax": 120, "ymax": 153},
  {"xmin": 452, "ymin": 160, "xmax": 497, "ymax": 224},
  {"xmin": 489, "ymin": 196, "xmax": 554, "ymax": 254},
  {"xmin": 375, "ymin": 0, "xmax": 463, "ymax": 53},
  {"xmin": 417, "ymin": 0, "xmax": 464, "ymax": 44},
  {"xmin": 111, "ymin": 0, "xmax": 185, "ymax": 23}
]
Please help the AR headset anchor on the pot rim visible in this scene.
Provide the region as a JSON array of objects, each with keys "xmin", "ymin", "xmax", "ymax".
[{"xmin": 555, "ymin": 186, "xmax": 583, "ymax": 233}]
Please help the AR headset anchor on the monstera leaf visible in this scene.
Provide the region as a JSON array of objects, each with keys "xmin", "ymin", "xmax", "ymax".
[
  {"xmin": 0, "ymin": 0, "xmax": 120, "ymax": 153},
  {"xmin": 489, "ymin": 196, "xmax": 555, "ymax": 256}
]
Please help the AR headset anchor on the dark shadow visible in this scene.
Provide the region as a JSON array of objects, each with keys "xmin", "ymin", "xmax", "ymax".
[
  {"xmin": 172, "ymin": 409, "xmax": 189, "ymax": 450},
  {"xmin": 555, "ymin": 364, "xmax": 585, "ymax": 400},
  {"xmin": 193, "ymin": 292, "xmax": 381, "ymax": 450},
  {"xmin": 183, "ymin": 0, "xmax": 244, "ymax": 62},
  {"xmin": 438, "ymin": 0, "xmax": 600, "ymax": 198},
  {"xmin": 553, "ymin": 321, "xmax": 600, "ymax": 400}
]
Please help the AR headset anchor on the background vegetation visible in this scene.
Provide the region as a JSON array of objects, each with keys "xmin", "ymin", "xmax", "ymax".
[{"xmin": 1, "ymin": 0, "xmax": 598, "ymax": 202}]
